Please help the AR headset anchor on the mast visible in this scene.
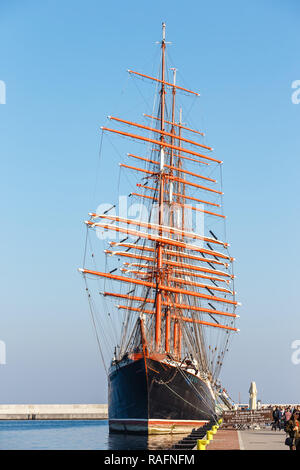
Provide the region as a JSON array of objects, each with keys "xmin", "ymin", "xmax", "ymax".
[
  {"xmin": 173, "ymin": 107, "xmax": 184, "ymax": 358},
  {"xmin": 155, "ymin": 22, "xmax": 166, "ymax": 352},
  {"xmin": 165, "ymin": 67, "xmax": 176, "ymax": 354}
]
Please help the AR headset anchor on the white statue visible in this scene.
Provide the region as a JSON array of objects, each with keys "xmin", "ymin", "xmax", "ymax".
[{"xmin": 249, "ymin": 381, "xmax": 257, "ymax": 410}]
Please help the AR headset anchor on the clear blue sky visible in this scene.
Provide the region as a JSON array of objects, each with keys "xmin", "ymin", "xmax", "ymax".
[{"xmin": 0, "ymin": 0, "xmax": 299, "ymax": 404}]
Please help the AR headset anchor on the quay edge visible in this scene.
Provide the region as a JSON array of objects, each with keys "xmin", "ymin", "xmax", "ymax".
[{"xmin": 0, "ymin": 404, "xmax": 108, "ymax": 420}]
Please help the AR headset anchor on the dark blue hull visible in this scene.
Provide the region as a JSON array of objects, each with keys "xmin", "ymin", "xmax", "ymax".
[{"xmin": 108, "ymin": 356, "xmax": 216, "ymax": 434}]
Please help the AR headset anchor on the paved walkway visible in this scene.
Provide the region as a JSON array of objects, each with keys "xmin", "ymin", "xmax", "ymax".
[
  {"xmin": 238, "ymin": 428, "xmax": 287, "ymax": 450},
  {"xmin": 205, "ymin": 428, "xmax": 288, "ymax": 450},
  {"xmin": 206, "ymin": 429, "xmax": 240, "ymax": 450}
]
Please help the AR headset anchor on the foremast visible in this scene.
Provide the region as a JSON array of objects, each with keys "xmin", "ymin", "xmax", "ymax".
[{"xmin": 154, "ymin": 22, "xmax": 166, "ymax": 352}]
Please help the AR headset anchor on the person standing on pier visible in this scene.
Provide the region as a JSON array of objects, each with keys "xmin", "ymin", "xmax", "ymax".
[
  {"xmin": 284, "ymin": 408, "xmax": 292, "ymax": 427},
  {"xmin": 286, "ymin": 411, "xmax": 300, "ymax": 450},
  {"xmin": 278, "ymin": 407, "xmax": 284, "ymax": 430},
  {"xmin": 272, "ymin": 407, "xmax": 280, "ymax": 431}
]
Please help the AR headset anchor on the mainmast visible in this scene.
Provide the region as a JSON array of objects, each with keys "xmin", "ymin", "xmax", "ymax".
[{"xmin": 155, "ymin": 22, "xmax": 166, "ymax": 352}]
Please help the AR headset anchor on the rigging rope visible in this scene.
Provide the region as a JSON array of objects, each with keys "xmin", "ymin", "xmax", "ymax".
[{"xmin": 83, "ymin": 275, "xmax": 108, "ymax": 376}]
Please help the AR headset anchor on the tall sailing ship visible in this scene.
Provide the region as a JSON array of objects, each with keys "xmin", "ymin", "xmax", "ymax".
[{"xmin": 79, "ymin": 23, "xmax": 240, "ymax": 434}]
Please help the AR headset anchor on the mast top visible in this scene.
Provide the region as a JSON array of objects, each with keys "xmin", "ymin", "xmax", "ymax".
[
  {"xmin": 162, "ymin": 22, "xmax": 166, "ymax": 42},
  {"xmin": 170, "ymin": 67, "xmax": 177, "ymax": 85}
]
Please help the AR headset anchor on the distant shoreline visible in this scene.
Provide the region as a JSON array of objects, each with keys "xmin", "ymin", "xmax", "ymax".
[{"xmin": 0, "ymin": 404, "xmax": 108, "ymax": 420}]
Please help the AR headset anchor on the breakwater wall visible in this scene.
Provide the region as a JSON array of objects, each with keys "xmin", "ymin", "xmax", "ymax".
[{"xmin": 0, "ymin": 404, "xmax": 108, "ymax": 420}]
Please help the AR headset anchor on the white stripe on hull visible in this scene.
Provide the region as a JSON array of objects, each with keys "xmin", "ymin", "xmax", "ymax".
[{"xmin": 109, "ymin": 418, "xmax": 209, "ymax": 435}]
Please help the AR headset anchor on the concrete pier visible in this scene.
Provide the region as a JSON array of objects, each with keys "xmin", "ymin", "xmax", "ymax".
[
  {"xmin": 0, "ymin": 404, "xmax": 108, "ymax": 420},
  {"xmin": 204, "ymin": 428, "xmax": 288, "ymax": 450},
  {"xmin": 237, "ymin": 428, "xmax": 287, "ymax": 450}
]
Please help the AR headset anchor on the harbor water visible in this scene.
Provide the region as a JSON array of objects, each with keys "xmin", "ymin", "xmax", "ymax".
[{"xmin": 0, "ymin": 420, "xmax": 186, "ymax": 450}]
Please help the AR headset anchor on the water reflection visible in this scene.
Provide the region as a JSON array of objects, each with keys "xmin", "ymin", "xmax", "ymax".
[
  {"xmin": 0, "ymin": 420, "xmax": 187, "ymax": 450},
  {"xmin": 107, "ymin": 432, "xmax": 187, "ymax": 450}
]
